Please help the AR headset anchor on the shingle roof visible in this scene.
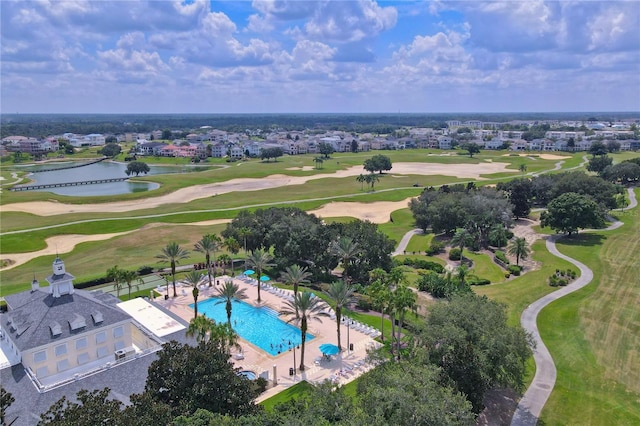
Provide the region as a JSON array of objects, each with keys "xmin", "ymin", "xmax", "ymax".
[{"xmin": 1, "ymin": 289, "xmax": 131, "ymax": 352}]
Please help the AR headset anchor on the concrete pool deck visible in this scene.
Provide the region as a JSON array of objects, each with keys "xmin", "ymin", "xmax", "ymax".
[{"xmin": 152, "ymin": 275, "xmax": 382, "ymax": 400}]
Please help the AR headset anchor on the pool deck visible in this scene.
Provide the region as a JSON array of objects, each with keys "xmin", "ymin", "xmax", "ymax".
[{"xmin": 153, "ymin": 275, "xmax": 382, "ymax": 400}]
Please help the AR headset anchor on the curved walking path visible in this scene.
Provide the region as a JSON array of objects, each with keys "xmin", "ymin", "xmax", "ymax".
[
  {"xmin": 511, "ymin": 187, "xmax": 637, "ymax": 425},
  {"xmin": 392, "ymin": 228, "xmax": 423, "ymax": 256}
]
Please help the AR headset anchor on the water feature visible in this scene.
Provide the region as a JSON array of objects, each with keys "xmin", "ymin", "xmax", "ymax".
[
  {"xmin": 193, "ymin": 298, "xmax": 314, "ymax": 356},
  {"xmin": 15, "ymin": 161, "xmax": 210, "ymax": 196},
  {"xmin": 238, "ymin": 370, "xmax": 257, "ymax": 380}
]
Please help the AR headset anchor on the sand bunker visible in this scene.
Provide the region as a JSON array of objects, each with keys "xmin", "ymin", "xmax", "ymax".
[
  {"xmin": 308, "ymin": 198, "xmax": 413, "ymax": 224},
  {"xmin": 0, "ymin": 219, "xmax": 233, "ymax": 270},
  {"xmin": 285, "ymin": 166, "xmax": 315, "ymax": 171},
  {"xmin": 503, "ymin": 153, "xmax": 570, "ymax": 160},
  {"xmin": 1, "ymin": 162, "xmax": 515, "ymax": 217},
  {"xmin": 0, "ymin": 232, "xmax": 135, "ymax": 271}
]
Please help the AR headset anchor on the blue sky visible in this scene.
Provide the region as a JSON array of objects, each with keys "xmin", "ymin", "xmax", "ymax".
[{"xmin": 1, "ymin": 1, "xmax": 639, "ymax": 114}]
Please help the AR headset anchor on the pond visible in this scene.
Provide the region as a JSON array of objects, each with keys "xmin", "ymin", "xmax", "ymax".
[{"xmin": 15, "ymin": 160, "xmax": 210, "ymax": 196}]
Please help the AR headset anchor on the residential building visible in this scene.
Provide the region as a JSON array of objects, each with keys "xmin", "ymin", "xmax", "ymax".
[{"xmin": 0, "ymin": 258, "xmax": 161, "ymax": 391}]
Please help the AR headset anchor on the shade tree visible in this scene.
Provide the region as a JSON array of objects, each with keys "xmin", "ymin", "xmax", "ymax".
[
  {"xmin": 418, "ymin": 293, "xmax": 532, "ymax": 412},
  {"xmin": 541, "ymin": 192, "xmax": 606, "ymax": 235},
  {"xmin": 363, "ymin": 154, "xmax": 392, "ymax": 174}
]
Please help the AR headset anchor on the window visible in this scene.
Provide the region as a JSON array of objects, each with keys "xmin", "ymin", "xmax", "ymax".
[
  {"xmin": 76, "ymin": 337, "xmax": 87, "ymax": 350},
  {"xmin": 57, "ymin": 359, "xmax": 69, "ymax": 372},
  {"xmin": 33, "ymin": 351, "xmax": 47, "ymax": 363},
  {"xmin": 77, "ymin": 353, "xmax": 90, "ymax": 365},
  {"xmin": 54, "ymin": 344, "xmax": 67, "ymax": 357},
  {"xmin": 96, "ymin": 346, "xmax": 108, "ymax": 358},
  {"xmin": 113, "ymin": 326, "xmax": 124, "ymax": 339},
  {"xmin": 95, "ymin": 331, "xmax": 106, "ymax": 344},
  {"xmin": 114, "ymin": 340, "xmax": 125, "ymax": 350}
]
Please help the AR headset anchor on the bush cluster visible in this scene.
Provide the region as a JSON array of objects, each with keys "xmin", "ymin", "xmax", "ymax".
[
  {"xmin": 449, "ymin": 247, "xmax": 462, "ymax": 261},
  {"xmin": 495, "ymin": 250, "xmax": 509, "ymax": 264},
  {"xmin": 548, "ymin": 269, "xmax": 577, "ymax": 286},
  {"xmin": 401, "ymin": 258, "xmax": 445, "ymax": 273},
  {"xmin": 467, "ymin": 277, "xmax": 491, "ymax": 286},
  {"xmin": 507, "ymin": 264, "xmax": 522, "ymax": 276},
  {"xmin": 426, "ymin": 240, "xmax": 445, "ymax": 255}
]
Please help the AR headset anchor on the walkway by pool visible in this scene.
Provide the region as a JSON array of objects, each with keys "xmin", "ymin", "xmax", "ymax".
[{"xmin": 153, "ymin": 275, "xmax": 382, "ymax": 400}]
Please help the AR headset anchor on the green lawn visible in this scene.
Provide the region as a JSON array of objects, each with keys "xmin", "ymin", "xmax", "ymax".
[
  {"xmin": 259, "ymin": 381, "xmax": 314, "ymax": 411},
  {"xmin": 538, "ymin": 192, "xmax": 640, "ymax": 425},
  {"xmin": 465, "ymin": 251, "xmax": 506, "ymax": 284},
  {"xmin": 474, "ymin": 239, "xmax": 574, "ymax": 327}
]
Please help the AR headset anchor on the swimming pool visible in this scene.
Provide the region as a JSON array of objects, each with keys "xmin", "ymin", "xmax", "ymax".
[
  {"xmin": 238, "ymin": 370, "xmax": 257, "ymax": 380},
  {"xmin": 192, "ymin": 298, "xmax": 314, "ymax": 356}
]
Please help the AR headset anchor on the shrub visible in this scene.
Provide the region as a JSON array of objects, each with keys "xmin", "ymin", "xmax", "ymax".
[
  {"xmin": 507, "ymin": 265, "xmax": 522, "ymax": 276},
  {"xmin": 402, "ymin": 258, "xmax": 445, "ymax": 273},
  {"xmin": 137, "ymin": 265, "xmax": 154, "ymax": 276},
  {"xmin": 504, "ymin": 272, "xmax": 511, "ymax": 279},
  {"xmin": 468, "ymin": 277, "xmax": 491, "ymax": 286},
  {"xmin": 252, "ymin": 377, "xmax": 268, "ymax": 394},
  {"xmin": 449, "ymin": 248, "xmax": 462, "ymax": 261},
  {"xmin": 495, "ymin": 251, "xmax": 509, "ymax": 264},
  {"xmin": 356, "ymin": 297, "xmax": 371, "ymax": 311},
  {"xmin": 426, "ymin": 240, "xmax": 445, "ymax": 256}
]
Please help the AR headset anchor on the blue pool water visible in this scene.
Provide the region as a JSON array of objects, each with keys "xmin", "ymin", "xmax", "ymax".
[
  {"xmin": 238, "ymin": 370, "xmax": 257, "ymax": 380},
  {"xmin": 192, "ymin": 298, "xmax": 314, "ymax": 356}
]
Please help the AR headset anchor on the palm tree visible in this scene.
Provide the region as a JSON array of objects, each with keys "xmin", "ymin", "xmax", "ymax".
[
  {"xmin": 215, "ymin": 279, "xmax": 248, "ymax": 326},
  {"xmin": 194, "ymin": 234, "xmax": 221, "ymax": 287},
  {"xmin": 507, "ymin": 237, "xmax": 530, "ymax": 266},
  {"xmin": 218, "ymin": 253, "xmax": 232, "ymax": 275},
  {"xmin": 186, "ymin": 315, "xmax": 215, "ymax": 344},
  {"xmin": 156, "ymin": 242, "xmax": 190, "ymax": 298},
  {"xmin": 209, "ymin": 321, "xmax": 241, "ymax": 353},
  {"xmin": 280, "ymin": 264, "xmax": 311, "ymax": 298},
  {"xmin": 280, "ymin": 292, "xmax": 329, "ymax": 371},
  {"xmin": 329, "ymin": 236, "xmax": 361, "ymax": 285},
  {"xmin": 245, "ymin": 249, "xmax": 274, "ymax": 303},
  {"xmin": 183, "ymin": 270, "xmax": 204, "ymax": 318},
  {"xmin": 326, "ymin": 280, "xmax": 354, "ymax": 351},
  {"xmin": 455, "ymin": 264, "xmax": 470, "ymax": 287},
  {"xmin": 519, "ymin": 163, "xmax": 527, "ymax": 175},
  {"xmin": 392, "ymin": 284, "xmax": 417, "ymax": 360},
  {"xmin": 238, "ymin": 227, "xmax": 252, "ymax": 257},
  {"xmin": 120, "ymin": 269, "xmax": 139, "ymax": 300},
  {"xmin": 314, "ymin": 156, "xmax": 324, "ymax": 169},
  {"xmin": 224, "ymin": 237, "xmax": 241, "ymax": 274},
  {"xmin": 106, "ymin": 265, "xmax": 123, "ymax": 298},
  {"xmin": 356, "ymin": 173, "xmax": 366, "ymax": 190},
  {"xmin": 367, "ymin": 271, "xmax": 391, "ymax": 342},
  {"xmin": 451, "ymin": 228, "xmax": 472, "ymax": 265},
  {"xmin": 367, "ymin": 173, "xmax": 380, "ymax": 190},
  {"xmin": 185, "ymin": 316, "xmax": 240, "ymax": 352},
  {"xmin": 386, "ymin": 267, "xmax": 407, "ymax": 354}
]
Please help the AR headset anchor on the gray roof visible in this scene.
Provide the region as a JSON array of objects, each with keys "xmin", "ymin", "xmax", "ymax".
[
  {"xmin": 1, "ymin": 289, "xmax": 131, "ymax": 352},
  {"xmin": 1, "ymin": 300, "xmax": 193, "ymax": 426}
]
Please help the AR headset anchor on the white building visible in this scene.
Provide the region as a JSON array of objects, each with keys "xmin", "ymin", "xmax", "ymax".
[{"xmin": 0, "ymin": 258, "xmax": 161, "ymax": 391}]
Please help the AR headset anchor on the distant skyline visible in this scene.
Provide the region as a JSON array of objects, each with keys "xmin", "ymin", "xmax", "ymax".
[{"xmin": 1, "ymin": 1, "xmax": 639, "ymax": 114}]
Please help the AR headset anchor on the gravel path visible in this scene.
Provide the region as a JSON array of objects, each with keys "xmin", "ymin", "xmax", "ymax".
[{"xmin": 511, "ymin": 187, "xmax": 637, "ymax": 425}]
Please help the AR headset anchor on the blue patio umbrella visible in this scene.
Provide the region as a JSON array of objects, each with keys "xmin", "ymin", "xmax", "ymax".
[
  {"xmin": 243, "ymin": 269, "xmax": 255, "ymax": 275},
  {"xmin": 260, "ymin": 275, "xmax": 270, "ymax": 282},
  {"xmin": 319, "ymin": 343, "xmax": 340, "ymax": 356}
]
